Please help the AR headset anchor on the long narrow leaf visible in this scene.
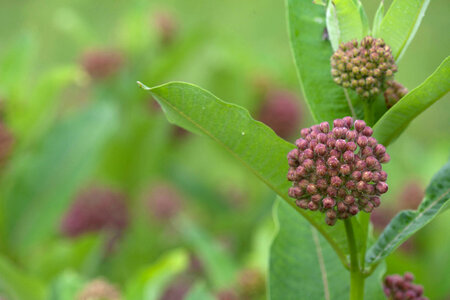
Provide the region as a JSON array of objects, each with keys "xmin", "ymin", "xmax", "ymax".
[
  {"xmin": 373, "ymin": 57, "xmax": 450, "ymax": 146},
  {"xmin": 366, "ymin": 161, "xmax": 450, "ymax": 265},
  {"xmin": 333, "ymin": 0, "xmax": 364, "ymax": 43},
  {"xmin": 377, "ymin": 0, "xmax": 430, "ymax": 61},
  {"xmin": 372, "ymin": 1, "xmax": 385, "ymax": 37}
]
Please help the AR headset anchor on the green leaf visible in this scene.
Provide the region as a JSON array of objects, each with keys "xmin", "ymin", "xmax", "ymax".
[
  {"xmin": 2, "ymin": 101, "xmax": 117, "ymax": 253},
  {"xmin": 176, "ymin": 217, "xmax": 237, "ymax": 290},
  {"xmin": 364, "ymin": 262, "xmax": 387, "ymax": 300},
  {"xmin": 326, "ymin": 0, "xmax": 340, "ymax": 51},
  {"xmin": 333, "ymin": 0, "xmax": 364, "ymax": 43},
  {"xmin": 372, "ymin": 1, "xmax": 385, "ymax": 37},
  {"xmin": 366, "ymin": 160, "xmax": 450, "ymax": 265},
  {"xmin": 270, "ymin": 199, "xmax": 385, "ymax": 299},
  {"xmin": 138, "ymin": 81, "xmax": 351, "ymax": 264},
  {"xmin": 48, "ymin": 271, "xmax": 85, "ymax": 300},
  {"xmin": 125, "ymin": 249, "xmax": 189, "ymax": 300},
  {"xmin": 0, "ymin": 254, "xmax": 46, "ymax": 300},
  {"xmin": 377, "ymin": 0, "xmax": 430, "ymax": 61},
  {"xmin": 269, "ymin": 199, "xmax": 350, "ymax": 300},
  {"xmin": 185, "ymin": 281, "xmax": 215, "ymax": 300},
  {"xmin": 373, "ymin": 57, "xmax": 450, "ymax": 146},
  {"xmin": 287, "ymin": 0, "xmax": 363, "ymax": 122}
]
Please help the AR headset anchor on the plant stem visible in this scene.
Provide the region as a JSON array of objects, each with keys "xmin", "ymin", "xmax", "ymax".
[
  {"xmin": 344, "ymin": 89, "xmax": 357, "ymax": 119},
  {"xmin": 344, "ymin": 219, "xmax": 365, "ymax": 300},
  {"xmin": 363, "ymin": 99, "xmax": 374, "ymax": 126}
]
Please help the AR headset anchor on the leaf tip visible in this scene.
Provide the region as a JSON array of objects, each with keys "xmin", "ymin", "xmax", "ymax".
[{"xmin": 137, "ymin": 81, "xmax": 151, "ymax": 90}]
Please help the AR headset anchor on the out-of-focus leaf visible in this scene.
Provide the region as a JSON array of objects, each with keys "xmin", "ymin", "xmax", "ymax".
[
  {"xmin": 366, "ymin": 161, "xmax": 450, "ymax": 265},
  {"xmin": 11, "ymin": 65, "xmax": 85, "ymax": 142},
  {"xmin": 377, "ymin": 0, "xmax": 430, "ymax": 61},
  {"xmin": 333, "ymin": 0, "xmax": 364, "ymax": 43},
  {"xmin": 2, "ymin": 101, "xmax": 117, "ymax": 253},
  {"xmin": 270, "ymin": 199, "xmax": 384, "ymax": 299},
  {"xmin": 287, "ymin": 0, "xmax": 363, "ymax": 122},
  {"xmin": 48, "ymin": 271, "xmax": 85, "ymax": 300},
  {"xmin": 0, "ymin": 254, "xmax": 46, "ymax": 300},
  {"xmin": 139, "ymin": 81, "xmax": 352, "ymax": 264},
  {"xmin": 313, "ymin": 0, "xmax": 327, "ymax": 6},
  {"xmin": 269, "ymin": 199, "xmax": 350, "ymax": 300},
  {"xmin": 185, "ymin": 281, "xmax": 215, "ymax": 300},
  {"xmin": 372, "ymin": 1, "xmax": 385, "ymax": 37},
  {"xmin": 125, "ymin": 249, "xmax": 188, "ymax": 300},
  {"xmin": 23, "ymin": 234, "xmax": 103, "ymax": 282},
  {"xmin": 326, "ymin": 1, "xmax": 340, "ymax": 51},
  {"xmin": 373, "ymin": 57, "xmax": 449, "ymax": 146},
  {"xmin": 177, "ymin": 217, "xmax": 236, "ymax": 290},
  {"xmin": 0, "ymin": 33, "xmax": 35, "ymax": 97}
]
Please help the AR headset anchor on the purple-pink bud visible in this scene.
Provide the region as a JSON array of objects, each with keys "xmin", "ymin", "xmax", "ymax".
[
  {"xmin": 327, "ymin": 156, "xmax": 340, "ymax": 168},
  {"xmin": 331, "ymin": 176, "xmax": 343, "ymax": 187},
  {"xmin": 357, "ymin": 135, "xmax": 368, "ymax": 147},
  {"xmin": 374, "ymin": 144, "xmax": 386, "ymax": 157},
  {"xmin": 295, "ymin": 139, "xmax": 308, "ymax": 150},
  {"xmin": 362, "ymin": 126, "xmax": 373, "ymax": 137},
  {"xmin": 322, "ymin": 197, "xmax": 335, "ymax": 209},
  {"xmin": 335, "ymin": 139, "xmax": 347, "ymax": 151},
  {"xmin": 306, "ymin": 184, "xmax": 317, "ymax": 194},
  {"xmin": 376, "ymin": 182, "xmax": 388, "ymax": 194},
  {"xmin": 314, "ymin": 144, "xmax": 327, "ymax": 156},
  {"xmin": 354, "ymin": 120, "xmax": 366, "ymax": 132},
  {"xmin": 319, "ymin": 122, "xmax": 330, "ymax": 133}
]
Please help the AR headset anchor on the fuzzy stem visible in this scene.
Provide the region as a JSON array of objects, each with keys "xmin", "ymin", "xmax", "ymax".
[{"xmin": 345, "ymin": 219, "xmax": 365, "ymax": 300}]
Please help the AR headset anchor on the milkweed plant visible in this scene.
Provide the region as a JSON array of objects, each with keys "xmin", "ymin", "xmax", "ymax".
[{"xmin": 139, "ymin": 0, "xmax": 449, "ymax": 299}]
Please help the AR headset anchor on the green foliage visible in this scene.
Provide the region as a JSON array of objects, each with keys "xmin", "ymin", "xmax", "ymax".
[
  {"xmin": 287, "ymin": 0, "xmax": 363, "ymax": 122},
  {"xmin": 269, "ymin": 199, "xmax": 350, "ymax": 300},
  {"xmin": 177, "ymin": 218, "xmax": 237, "ymax": 290},
  {"xmin": 125, "ymin": 249, "xmax": 189, "ymax": 300},
  {"xmin": 366, "ymin": 160, "xmax": 450, "ymax": 265},
  {"xmin": 0, "ymin": 254, "xmax": 46, "ymax": 300},
  {"xmin": 373, "ymin": 56, "xmax": 450, "ymax": 146},
  {"xmin": 1, "ymin": 101, "xmax": 117, "ymax": 254},
  {"xmin": 376, "ymin": 0, "xmax": 430, "ymax": 61},
  {"xmin": 185, "ymin": 281, "xmax": 215, "ymax": 300},
  {"xmin": 333, "ymin": 0, "xmax": 364, "ymax": 43}
]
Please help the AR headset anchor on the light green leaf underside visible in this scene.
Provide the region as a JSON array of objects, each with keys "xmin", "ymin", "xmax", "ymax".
[
  {"xmin": 333, "ymin": 0, "xmax": 364, "ymax": 43},
  {"xmin": 326, "ymin": 0, "xmax": 340, "ymax": 51},
  {"xmin": 377, "ymin": 0, "xmax": 430, "ymax": 61},
  {"xmin": 287, "ymin": 0, "xmax": 363, "ymax": 123},
  {"xmin": 270, "ymin": 199, "xmax": 386, "ymax": 300},
  {"xmin": 373, "ymin": 56, "xmax": 450, "ymax": 146},
  {"xmin": 139, "ymin": 81, "xmax": 351, "ymax": 261},
  {"xmin": 269, "ymin": 199, "xmax": 349, "ymax": 300},
  {"xmin": 366, "ymin": 161, "xmax": 450, "ymax": 265}
]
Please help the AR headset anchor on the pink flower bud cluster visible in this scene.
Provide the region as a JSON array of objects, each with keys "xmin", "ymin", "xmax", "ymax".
[
  {"xmin": 383, "ymin": 273, "xmax": 427, "ymax": 300},
  {"xmin": 384, "ymin": 80, "xmax": 409, "ymax": 108},
  {"xmin": 287, "ymin": 117, "xmax": 390, "ymax": 225},
  {"xmin": 61, "ymin": 187, "xmax": 129, "ymax": 238},
  {"xmin": 258, "ymin": 89, "xmax": 302, "ymax": 140},
  {"xmin": 331, "ymin": 36, "xmax": 397, "ymax": 98},
  {"xmin": 81, "ymin": 50, "xmax": 122, "ymax": 79}
]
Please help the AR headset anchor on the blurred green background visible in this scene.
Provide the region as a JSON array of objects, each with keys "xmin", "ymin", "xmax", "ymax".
[{"xmin": 0, "ymin": 0, "xmax": 448, "ymax": 299}]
